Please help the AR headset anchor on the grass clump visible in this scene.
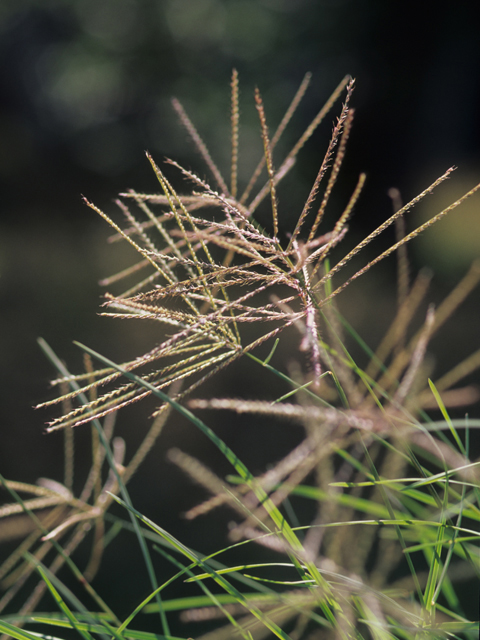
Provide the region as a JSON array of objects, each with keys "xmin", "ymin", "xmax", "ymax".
[{"xmin": 1, "ymin": 70, "xmax": 480, "ymax": 640}]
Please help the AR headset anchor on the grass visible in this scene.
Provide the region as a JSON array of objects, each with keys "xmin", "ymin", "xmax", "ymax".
[{"xmin": 1, "ymin": 70, "xmax": 480, "ymax": 639}]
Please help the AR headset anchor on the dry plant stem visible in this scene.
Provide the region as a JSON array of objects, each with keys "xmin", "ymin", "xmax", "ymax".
[
  {"xmin": 188, "ymin": 398, "xmax": 378, "ymax": 432},
  {"xmin": 388, "ymin": 187, "xmax": 409, "ymax": 313},
  {"xmin": 0, "ymin": 505, "xmax": 68, "ymax": 589},
  {"xmin": 79, "ymin": 411, "xmax": 114, "ymax": 504},
  {"xmin": 309, "ymin": 172, "xmax": 366, "ymax": 282},
  {"xmin": 61, "ymin": 383, "xmax": 74, "ymax": 492},
  {"xmin": 245, "ymin": 156, "xmax": 296, "ymax": 216},
  {"xmin": 355, "ymin": 444, "xmax": 407, "ymax": 583},
  {"xmin": 408, "ymin": 432, "xmax": 479, "ymax": 482},
  {"xmin": 303, "ymin": 455, "xmax": 336, "ymax": 562},
  {"xmin": 428, "ymin": 258, "xmax": 480, "ymax": 331},
  {"xmin": 167, "ymin": 448, "xmax": 249, "ymax": 522},
  {"xmin": 361, "ymin": 269, "xmax": 432, "ymax": 389},
  {"xmin": 230, "ymin": 429, "xmax": 354, "ymax": 544},
  {"xmin": 322, "ymin": 466, "xmax": 363, "ymax": 571},
  {"xmin": 308, "ymin": 441, "xmax": 365, "ymax": 565},
  {"xmin": 121, "ymin": 397, "xmax": 175, "ymax": 485},
  {"xmin": 376, "ymin": 260, "xmax": 480, "ymax": 396},
  {"xmin": 418, "ymin": 385, "xmax": 480, "ymax": 409},
  {"xmin": 261, "ymin": 74, "xmax": 351, "ymax": 217},
  {"xmin": 322, "ymin": 302, "xmax": 363, "ymax": 407},
  {"xmin": 392, "ymin": 305, "xmax": 435, "ymax": 408},
  {"xmin": 421, "ymin": 347, "xmax": 480, "ymax": 396},
  {"xmin": 0, "ymin": 535, "xmax": 57, "ymax": 615},
  {"xmin": 83, "ymin": 516, "xmax": 105, "ymax": 582}
]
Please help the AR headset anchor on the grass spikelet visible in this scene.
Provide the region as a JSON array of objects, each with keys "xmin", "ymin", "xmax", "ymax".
[
  {"xmin": 230, "ymin": 68, "xmax": 239, "ymax": 199},
  {"xmin": 2, "ymin": 72, "xmax": 479, "ymax": 639},
  {"xmin": 255, "ymin": 86, "xmax": 279, "ymax": 240}
]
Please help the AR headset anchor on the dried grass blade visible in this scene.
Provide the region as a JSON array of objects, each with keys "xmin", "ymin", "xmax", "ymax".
[
  {"xmin": 392, "ymin": 305, "xmax": 435, "ymax": 407},
  {"xmin": 429, "ymin": 259, "xmax": 480, "ymax": 333},
  {"xmin": 99, "ymin": 258, "xmax": 149, "ymax": 287},
  {"xmin": 363, "ymin": 269, "xmax": 432, "ymax": 385},
  {"xmin": 376, "ymin": 260, "xmax": 480, "ymax": 396},
  {"xmin": 389, "ymin": 188, "xmax": 410, "ymax": 310}
]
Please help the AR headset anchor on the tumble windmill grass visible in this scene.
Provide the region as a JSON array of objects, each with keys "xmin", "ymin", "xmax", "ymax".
[{"xmin": 1, "ymin": 71, "xmax": 480, "ymax": 639}]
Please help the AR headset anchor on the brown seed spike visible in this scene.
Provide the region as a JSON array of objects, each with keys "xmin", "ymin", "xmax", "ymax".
[
  {"xmin": 240, "ymin": 71, "xmax": 312, "ymax": 205},
  {"xmin": 230, "ymin": 68, "xmax": 239, "ymax": 199},
  {"xmin": 288, "ymin": 78, "xmax": 356, "ymax": 248},
  {"xmin": 171, "ymin": 97, "xmax": 230, "ymax": 196},
  {"xmin": 255, "ymin": 87, "xmax": 279, "ymax": 240}
]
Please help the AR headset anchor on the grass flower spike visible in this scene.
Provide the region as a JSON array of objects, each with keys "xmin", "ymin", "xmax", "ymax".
[{"xmin": 1, "ymin": 71, "xmax": 479, "ymax": 639}]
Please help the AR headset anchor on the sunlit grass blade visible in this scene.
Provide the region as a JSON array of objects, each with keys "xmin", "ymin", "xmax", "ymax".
[
  {"xmin": 428, "ymin": 379, "xmax": 467, "ymax": 456},
  {"xmin": 153, "ymin": 544, "xmax": 252, "ymax": 638},
  {"xmin": 30, "ymin": 557, "xmax": 95, "ymax": 640},
  {"xmin": 109, "ymin": 494, "xmax": 296, "ymax": 640},
  {"xmin": 1, "ymin": 614, "xmax": 186, "ymax": 640},
  {"xmin": 0, "ymin": 620, "xmax": 59, "ymax": 640},
  {"xmin": 24, "ymin": 553, "xmax": 115, "ymax": 640}
]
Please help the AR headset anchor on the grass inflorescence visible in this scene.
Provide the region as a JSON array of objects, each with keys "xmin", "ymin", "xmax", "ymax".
[{"xmin": 1, "ymin": 71, "xmax": 480, "ymax": 640}]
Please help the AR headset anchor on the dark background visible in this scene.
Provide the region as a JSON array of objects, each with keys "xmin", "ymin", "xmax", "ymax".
[{"xmin": 1, "ymin": 0, "xmax": 479, "ymax": 634}]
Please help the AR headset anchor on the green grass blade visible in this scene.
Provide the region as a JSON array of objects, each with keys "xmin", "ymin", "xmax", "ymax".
[
  {"xmin": 109, "ymin": 494, "xmax": 295, "ymax": 640},
  {"xmin": 245, "ymin": 350, "xmax": 334, "ymax": 408},
  {"xmin": 144, "ymin": 592, "xmax": 280, "ymax": 613},
  {"xmin": 31, "ymin": 558, "xmax": 95, "ymax": 640},
  {"xmin": 0, "ymin": 620, "xmax": 62, "ymax": 640},
  {"xmin": 24, "ymin": 553, "xmax": 115, "ymax": 640},
  {"xmin": 2, "ymin": 615, "xmax": 185, "ymax": 640},
  {"xmin": 73, "ymin": 342, "xmax": 337, "ymax": 608},
  {"xmin": 428, "ymin": 379, "xmax": 466, "ymax": 455},
  {"xmin": 153, "ymin": 544, "xmax": 251, "ymax": 638},
  {"xmin": 103, "ymin": 513, "xmax": 277, "ymax": 595},
  {"xmin": 38, "ymin": 338, "xmax": 169, "ymax": 636},
  {"xmin": 262, "ymin": 337, "xmax": 279, "ymax": 365},
  {"xmin": 362, "ymin": 440, "xmax": 425, "ymax": 608}
]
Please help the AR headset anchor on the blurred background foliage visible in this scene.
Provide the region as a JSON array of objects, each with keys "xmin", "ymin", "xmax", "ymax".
[{"xmin": 0, "ymin": 0, "xmax": 479, "ymax": 630}]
